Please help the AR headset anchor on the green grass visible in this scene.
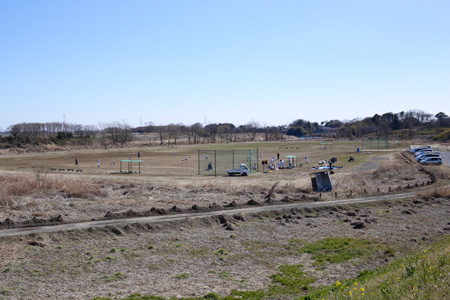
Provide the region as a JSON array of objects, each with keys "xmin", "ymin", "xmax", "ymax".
[
  {"xmin": 432, "ymin": 129, "xmax": 450, "ymax": 141},
  {"xmin": 298, "ymin": 237, "xmax": 391, "ymax": 266},
  {"xmin": 147, "ymin": 264, "xmax": 159, "ymax": 270},
  {"xmin": 104, "ymin": 272, "xmax": 125, "ymax": 283},
  {"xmin": 92, "ymin": 237, "xmax": 388, "ymax": 300},
  {"xmin": 301, "ymin": 235, "xmax": 450, "ymax": 299},
  {"xmin": 266, "ymin": 264, "xmax": 316, "ymax": 297},
  {"xmin": 174, "ymin": 273, "xmax": 189, "ymax": 280},
  {"xmin": 215, "ymin": 248, "xmax": 230, "ymax": 260},
  {"xmin": 189, "ymin": 248, "xmax": 208, "ymax": 256},
  {"xmin": 93, "ymin": 233, "xmax": 450, "ymax": 299}
]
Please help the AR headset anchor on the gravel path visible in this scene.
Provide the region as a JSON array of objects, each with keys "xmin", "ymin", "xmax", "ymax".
[
  {"xmin": 440, "ymin": 150, "xmax": 450, "ymax": 167},
  {"xmin": 358, "ymin": 155, "xmax": 388, "ymax": 171}
]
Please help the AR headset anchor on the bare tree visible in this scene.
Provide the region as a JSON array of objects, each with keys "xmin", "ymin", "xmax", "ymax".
[
  {"xmin": 188, "ymin": 123, "xmax": 203, "ymax": 144},
  {"xmin": 167, "ymin": 124, "xmax": 181, "ymax": 145},
  {"xmin": 243, "ymin": 121, "xmax": 260, "ymax": 141},
  {"xmin": 157, "ymin": 125, "xmax": 167, "ymax": 145},
  {"xmin": 84, "ymin": 125, "xmax": 98, "ymax": 138},
  {"xmin": 118, "ymin": 122, "xmax": 133, "ymax": 145},
  {"xmin": 217, "ymin": 123, "xmax": 234, "ymax": 143},
  {"xmin": 204, "ymin": 124, "xmax": 217, "ymax": 143},
  {"xmin": 8, "ymin": 123, "xmax": 25, "ymax": 147}
]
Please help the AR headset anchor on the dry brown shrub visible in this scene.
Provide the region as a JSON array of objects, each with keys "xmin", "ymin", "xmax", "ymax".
[
  {"xmin": 0, "ymin": 173, "xmax": 39, "ymax": 196},
  {"xmin": 45, "ymin": 176, "xmax": 109, "ymax": 199},
  {"xmin": 372, "ymin": 164, "xmax": 402, "ymax": 178},
  {"xmin": 0, "ymin": 173, "xmax": 40, "ymax": 207},
  {"xmin": 418, "ymin": 188, "xmax": 450, "ymax": 201},
  {"xmin": 0, "ymin": 173, "xmax": 110, "ymax": 207},
  {"xmin": 332, "ymin": 163, "xmax": 415, "ymax": 195},
  {"xmin": 332, "ymin": 171, "xmax": 373, "ymax": 194},
  {"xmin": 431, "ymin": 167, "xmax": 450, "ymax": 179}
]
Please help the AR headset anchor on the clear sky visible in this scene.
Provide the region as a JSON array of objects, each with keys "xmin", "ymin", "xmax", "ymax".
[{"xmin": 1, "ymin": 0, "xmax": 449, "ymax": 130}]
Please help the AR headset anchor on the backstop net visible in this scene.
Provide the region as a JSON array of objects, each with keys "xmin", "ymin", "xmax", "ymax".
[
  {"xmin": 198, "ymin": 149, "xmax": 258, "ymax": 176},
  {"xmin": 362, "ymin": 137, "xmax": 388, "ymax": 150}
]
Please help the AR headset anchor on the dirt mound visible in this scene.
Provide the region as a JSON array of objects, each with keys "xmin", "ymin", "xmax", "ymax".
[
  {"xmin": 208, "ymin": 203, "xmax": 222, "ymax": 209},
  {"xmin": 246, "ymin": 199, "xmax": 260, "ymax": 205},
  {"xmin": 225, "ymin": 201, "xmax": 238, "ymax": 208},
  {"xmin": 150, "ymin": 207, "xmax": 168, "ymax": 215}
]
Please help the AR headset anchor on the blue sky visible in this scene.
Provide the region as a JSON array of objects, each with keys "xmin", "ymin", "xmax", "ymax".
[{"xmin": 1, "ymin": 0, "xmax": 449, "ymax": 130}]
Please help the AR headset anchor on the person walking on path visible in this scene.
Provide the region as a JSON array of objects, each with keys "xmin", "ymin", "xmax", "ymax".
[
  {"xmin": 97, "ymin": 159, "xmax": 101, "ymax": 167},
  {"xmin": 75, "ymin": 157, "xmax": 78, "ymax": 166}
]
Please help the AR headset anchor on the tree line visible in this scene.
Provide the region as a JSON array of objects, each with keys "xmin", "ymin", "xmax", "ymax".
[
  {"xmin": 1, "ymin": 121, "xmax": 286, "ymax": 148},
  {"xmin": 1, "ymin": 109, "xmax": 449, "ymax": 149},
  {"xmin": 288, "ymin": 110, "xmax": 450, "ymax": 140},
  {"xmin": 134, "ymin": 121, "xmax": 285, "ymax": 145}
]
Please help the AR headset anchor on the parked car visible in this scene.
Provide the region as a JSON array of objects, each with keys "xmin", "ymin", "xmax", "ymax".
[
  {"xmin": 418, "ymin": 157, "xmax": 442, "ymax": 165},
  {"xmin": 227, "ymin": 164, "xmax": 250, "ymax": 176},
  {"xmin": 409, "ymin": 146, "xmax": 431, "ymax": 154},
  {"xmin": 416, "ymin": 154, "xmax": 441, "ymax": 162},
  {"xmin": 415, "ymin": 153, "xmax": 440, "ymax": 161},
  {"xmin": 414, "ymin": 149, "xmax": 434, "ymax": 157}
]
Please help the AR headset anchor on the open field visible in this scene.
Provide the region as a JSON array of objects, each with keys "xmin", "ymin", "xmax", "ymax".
[
  {"xmin": 1, "ymin": 140, "xmax": 450, "ymax": 299},
  {"xmin": 0, "ymin": 140, "xmax": 432, "ymax": 224}
]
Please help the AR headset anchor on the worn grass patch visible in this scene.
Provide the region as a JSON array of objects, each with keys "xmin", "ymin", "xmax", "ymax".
[
  {"xmin": 298, "ymin": 237, "xmax": 390, "ymax": 266},
  {"xmin": 91, "ymin": 237, "xmax": 390, "ymax": 300}
]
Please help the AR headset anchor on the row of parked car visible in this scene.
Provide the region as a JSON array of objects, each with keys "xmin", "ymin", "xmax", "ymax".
[{"xmin": 408, "ymin": 146, "xmax": 442, "ymax": 165}]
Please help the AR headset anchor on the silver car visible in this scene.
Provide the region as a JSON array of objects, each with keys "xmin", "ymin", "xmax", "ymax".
[
  {"xmin": 416, "ymin": 153, "xmax": 440, "ymax": 161},
  {"xmin": 414, "ymin": 149, "xmax": 434, "ymax": 157},
  {"xmin": 409, "ymin": 146, "xmax": 431, "ymax": 154},
  {"xmin": 419, "ymin": 157, "xmax": 442, "ymax": 165}
]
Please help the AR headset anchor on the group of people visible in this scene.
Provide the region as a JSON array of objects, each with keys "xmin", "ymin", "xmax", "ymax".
[
  {"xmin": 203, "ymin": 151, "xmax": 312, "ymax": 172},
  {"xmin": 266, "ymin": 153, "xmax": 309, "ymax": 170},
  {"xmin": 68, "ymin": 152, "xmax": 142, "ymax": 168},
  {"xmin": 269, "ymin": 158, "xmax": 292, "ymax": 170}
]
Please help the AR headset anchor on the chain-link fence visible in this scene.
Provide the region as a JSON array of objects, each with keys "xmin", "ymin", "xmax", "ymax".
[
  {"xmin": 198, "ymin": 149, "xmax": 258, "ymax": 176},
  {"xmin": 362, "ymin": 137, "xmax": 388, "ymax": 149}
]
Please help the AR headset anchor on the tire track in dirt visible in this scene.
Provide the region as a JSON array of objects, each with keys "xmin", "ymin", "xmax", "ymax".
[{"xmin": 0, "ymin": 191, "xmax": 420, "ymax": 237}]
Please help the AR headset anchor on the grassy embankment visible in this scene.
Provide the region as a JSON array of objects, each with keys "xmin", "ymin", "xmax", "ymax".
[{"xmin": 92, "ymin": 233, "xmax": 450, "ymax": 300}]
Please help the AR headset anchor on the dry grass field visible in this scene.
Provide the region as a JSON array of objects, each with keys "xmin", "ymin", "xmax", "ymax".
[
  {"xmin": 1, "ymin": 140, "xmax": 450, "ymax": 300},
  {"xmin": 0, "ymin": 140, "xmax": 417, "ymax": 223}
]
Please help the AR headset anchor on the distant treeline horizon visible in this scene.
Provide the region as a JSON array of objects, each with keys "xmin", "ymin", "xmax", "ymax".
[{"xmin": 2, "ymin": 110, "xmax": 450, "ymax": 148}]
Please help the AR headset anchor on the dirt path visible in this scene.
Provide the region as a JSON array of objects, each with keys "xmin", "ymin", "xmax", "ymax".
[
  {"xmin": 0, "ymin": 190, "xmax": 419, "ymax": 237},
  {"xmin": 358, "ymin": 155, "xmax": 388, "ymax": 171}
]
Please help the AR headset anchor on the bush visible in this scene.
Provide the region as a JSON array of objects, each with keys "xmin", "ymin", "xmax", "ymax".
[{"xmin": 432, "ymin": 129, "xmax": 450, "ymax": 141}]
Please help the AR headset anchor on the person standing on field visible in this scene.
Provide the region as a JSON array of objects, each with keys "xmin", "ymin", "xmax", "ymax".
[{"xmin": 75, "ymin": 157, "xmax": 78, "ymax": 165}]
